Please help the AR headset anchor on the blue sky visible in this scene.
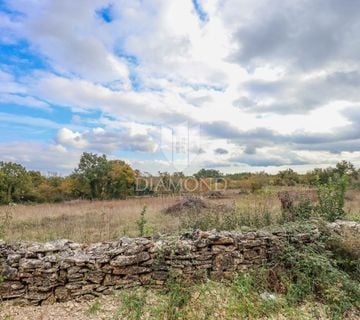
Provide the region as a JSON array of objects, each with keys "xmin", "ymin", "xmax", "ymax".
[{"xmin": 1, "ymin": 0, "xmax": 360, "ymax": 174}]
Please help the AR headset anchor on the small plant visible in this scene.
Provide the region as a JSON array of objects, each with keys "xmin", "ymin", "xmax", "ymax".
[
  {"xmin": 228, "ymin": 271, "xmax": 282, "ymax": 318},
  {"xmin": 136, "ymin": 204, "xmax": 148, "ymax": 237},
  {"xmin": 0, "ymin": 203, "xmax": 14, "ymax": 239},
  {"xmin": 263, "ymin": 209, "xmax": 272, "ymax": 226},
  {"xmin": 86, "ymin": 300, "xmax": 102, "ymax": 315},
  {"xmin": 164, "ymin": 276, "xmax": 192, "ymax": 320},
  {"xmin": 117, "ymin": 289, "xmax": 147, "ymax": 320}
]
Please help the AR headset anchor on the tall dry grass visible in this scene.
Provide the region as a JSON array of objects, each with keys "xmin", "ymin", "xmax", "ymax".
[
  {"xmin": 0, "ymin": 197, "xmax": 180, "ymax": 242},
  {"xmin": 1, "ymin": 187, "xmax": 359, "ymax": 243}
]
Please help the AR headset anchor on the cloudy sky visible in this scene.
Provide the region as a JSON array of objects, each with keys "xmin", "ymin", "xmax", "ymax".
[{"xmin": 1, "ymin": 0, "xmax": 360, "ymax": 174}]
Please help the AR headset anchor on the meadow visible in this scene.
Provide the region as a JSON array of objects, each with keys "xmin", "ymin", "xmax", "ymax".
[
  {"xmin": 1, "ymin": 186, "xmax": 359, "ymax": 243},
  {"xmin": 1, "ymin": 185, "xmax": 359, "ymax": 320}
]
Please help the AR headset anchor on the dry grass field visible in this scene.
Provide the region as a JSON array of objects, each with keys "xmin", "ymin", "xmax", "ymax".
[
  {"xmin": 1, "ymin": 186, "xmax": 359, "ymax": 243},
  {"xmin": 1, "ymin": 187, "xmax": 359, "ymax": 320}
]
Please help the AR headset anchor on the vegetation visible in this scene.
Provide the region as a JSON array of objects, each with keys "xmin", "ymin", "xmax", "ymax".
[
  {"xmin": 1, "ymin": 154, "xmax": 359, "ymax": 205},
  {"xmin": 316, "ymin": 175, "xmax": 348, "ymax": 221},
  {"xmin": 80, "ymin": 237, "xmax": 359, "ymax": 320},
  {"xmin": 136, "ymin": 205, "xmax": 148, "ymax": 237},
  {"xmin": 0, "ymin": 156, "xmax": 359, "ymax": 318},
  {"xmin": 0, "ymin": 152, "xmax": 136, "ymax": 204}
]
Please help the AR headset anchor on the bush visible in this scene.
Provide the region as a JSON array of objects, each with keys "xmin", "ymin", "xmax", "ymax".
[
  {"xmin": 178, "ymin": 201, "xmax": 276, "ymax": 232},
  {"xmin": 278, "ymin": 191, "xmax": 314, "ymax": 222},
  {"xmin": 316, "ymin": 175, "xmax": 348, "ymax": 222},
  {"xmin": 226, "ymin": 234, "xmax": 360, "ymax": 320},
  {"xmin": 275, "ymin": 243, "xmax": 360, "ymax": 319},
  {"xmin": 326, "ymin": 229, "xmax": 360, "ymax": 279}
]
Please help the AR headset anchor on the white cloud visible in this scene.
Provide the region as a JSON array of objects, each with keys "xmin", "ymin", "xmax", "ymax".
[
  {"xmin": 56, "ymin": 127, "xmax": 157, "ymax": 154},
  {"xmin": 0, "ymin": 141, "xmax": 79, "ymax": 174},
  {"xmin": 2, "ymin": 0, "xmax": 360, "ymax": 173},
  {"xmin": 56, "ymin": 128, "xmax": 88, "ymax": 148}
]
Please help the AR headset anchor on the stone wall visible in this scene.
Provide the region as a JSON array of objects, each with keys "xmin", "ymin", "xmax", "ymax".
[{"xmin": 0, "ymin": 228, "xmax": 320, "ymax": 305}]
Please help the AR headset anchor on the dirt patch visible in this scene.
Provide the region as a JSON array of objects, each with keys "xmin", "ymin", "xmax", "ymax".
[{"xmin": 163, "ymin": 195, "xmax": 207, "ymax": 214}]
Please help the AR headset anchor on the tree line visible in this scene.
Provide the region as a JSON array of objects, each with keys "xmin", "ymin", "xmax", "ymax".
[
  {"xmin": 0, "ymin": 152, "xmax": 136, "ymax": 204},
  {"xmin": 0, "ymin": 153, "xmax": 358, "ymax": 204}
]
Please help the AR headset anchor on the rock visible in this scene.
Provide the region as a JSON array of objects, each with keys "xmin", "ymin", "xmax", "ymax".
[
  {"xmin": 110, "ymin": 252, "xmax": 150, "ymax": 267},
  {"xmin": 85, "ymin": 271, "xmax": 104, "ymax": 284},
  {"xmin": 54, "ymin": 286, "xmax": 69, "ymax": 302},
  {"xmin": 7, "ymin": 254, "xmax": 22, "ymax": 265},
  {"xmin": 260, "ymin": 291, "xmax": 277, "ymax": 301},
  {"xmin": 1, "ymin": 265, "xmax": 18, "ymax": 280},
  {"xmin": 209, "ymin": 236, "xmax": 234, "ymax": 245},
  {"xmin": 112, "ymin": 266, "xmax": 151, "ymax": 275},
  {"xmin": 19, "ymin": 259, "xmax": 44, "ymax": 270}
]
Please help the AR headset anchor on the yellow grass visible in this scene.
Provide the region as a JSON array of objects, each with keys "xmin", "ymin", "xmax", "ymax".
[
  {"xmin": 0, "ymin": 196, "xmax": 181, "ymax": 242},
  {"xmin": 1, "ymin": 187, "xmax": 359, "ymax": 243}
]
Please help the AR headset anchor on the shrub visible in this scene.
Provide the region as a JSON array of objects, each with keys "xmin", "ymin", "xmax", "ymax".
[
  {"xmin": 326, "ymin": 228, "xmax": 360, "ymax": 279},
  {"xmin": 293, "ymin": 197, "xmax": 313, "ymax": 220},
  {"xmin": 275, "ymin": 243, "xmax": 360, "ymax": 319},
  {"xmin": 279, "ymin": 191, "xmax": 314, "ymax": 222},
  {"xmin": 316, "ymin": 175, "xmax": 348, "ymax": 222},
  {"xmin": 178, "ymin": 201, "xmax": 276, "ymax": 232}
]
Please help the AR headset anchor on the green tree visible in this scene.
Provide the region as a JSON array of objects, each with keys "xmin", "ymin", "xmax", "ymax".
[
  {"xmin": 335, "ymin": 160, "xmax": 358, "ymax": 180},
  {"xmin": 106, "ymin": 160, "xmax": 136, "ymax": 199},
  {"xmin": 275, "ymin": 169, "xmax": 300, "ymax": 186},
  {"xmin": 0, "ymin": 162, "xmax": 31, "ymax": 203},
  {"xmin": 194, "ymin": 169, "xmax": 222, "ymax": 179},
  {"xmin": 74, "ymin": 153, "xmax": 110, "ymax": 199}
]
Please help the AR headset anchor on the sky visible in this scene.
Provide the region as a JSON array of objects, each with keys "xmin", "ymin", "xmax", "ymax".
[{"xmin": 0, "ymin": 0, "xmax": 360, "ymax": 175}]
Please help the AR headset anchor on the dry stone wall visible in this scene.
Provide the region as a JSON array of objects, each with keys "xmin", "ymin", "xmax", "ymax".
[{"xmin": 0, "ymin": 228, "xmax": 320, "ymax": 305}]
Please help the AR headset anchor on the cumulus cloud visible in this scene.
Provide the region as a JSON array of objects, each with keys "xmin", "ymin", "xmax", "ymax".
[
  {"xmin": 0, "ymin": 141, "xmax": 79, "ymax": 174},
  {"xmin": 214, "ymin": 147, "xmax": 229, "ymax": 155},
  {"xmin": 228, "ymin": 0, "xmax": 360, "ymax": 70},
  {"xmin": 5, "ymin": 0, "xmax": 130, "ymax": 84},
  {"xmin": 56, "ymin": 127, "xmax": 157, "ymax": 154},
  {"xmin": 2, "ymin": 0, "xmax": 360, "ymax": 173}
]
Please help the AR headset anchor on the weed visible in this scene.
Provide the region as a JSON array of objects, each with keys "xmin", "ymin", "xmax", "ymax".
[
  {"xmin": 86, "ymin": 300, "xmax": 102, "ymax": 315},
  {"xmin": 293, "ymin": 197, "xmax": 313, "ymax": 220},
  {"xmin": 149, "ymin": 276, "xmax": 193, "ymax": 320},
  {"xmin": 0, "ymin": 204, "xmax": 14, "ymax": 239},
  {"xmin": 136, "ymin": 204, "xmax": 148, "ymax": 237},
  {"xmin": 117, "ymin": 289, "xmax": 147, "ymax": 320},
  {"xmin": 165, "ymin": 277, "xmax": 192, "ymax": 320},
  {"xmin": 228, "ymin": 271, "xmax": 284, "ymax": 319}
]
